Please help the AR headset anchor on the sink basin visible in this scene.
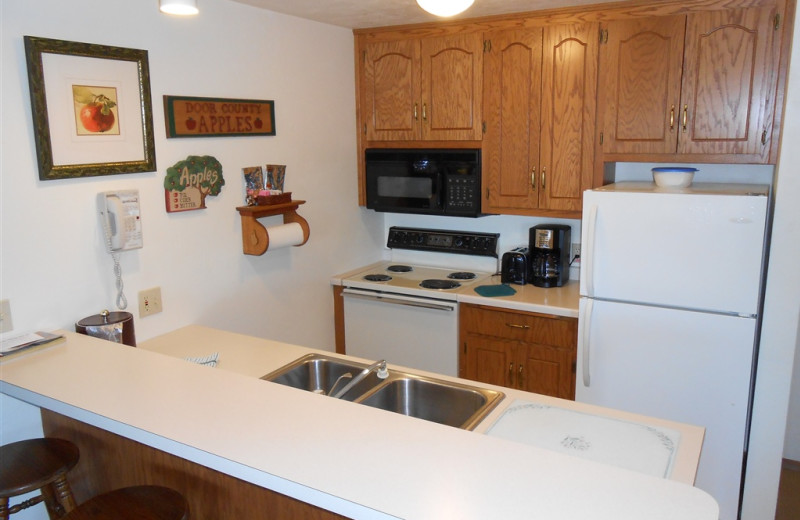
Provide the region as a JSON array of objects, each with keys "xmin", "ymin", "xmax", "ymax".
[
  {"xmin": 260, "ymin": 354, "xmax": 383, "ymax": 401},
  {"xmin": 262, "ymin": 353, "xmax": 504, "ymax": 430},
  {"xmin": 358, "ymin": 375, "xmax": 503, "ymax": 430}
]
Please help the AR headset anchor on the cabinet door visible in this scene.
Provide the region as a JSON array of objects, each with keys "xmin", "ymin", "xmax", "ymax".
[
  {"xmin": 679, "ymin": 6, "xmax": 779, "ymax": 156},
  {"xmin": 363, "ymin": 39, "xmax": 421, "ymax": 141},
  {"xmin": 462, "ymin": 336, "xmax": 515, "ymax": 388},
  {"xmin": 600, "ymin": 16, "xmax": 686, "ymax": 154},
  {"xmin": 517, "ymin": 344, "xmax": 575, "ymax": 399},
  {"xmin": 539, "ymin": 22, "xmax": 598, "ymax": 213},
  {"xmin": 420, "ymin": 34, "xmax": 483, "ymax": 140},
  {"xmin": 482, "ymin": 28, "xmax": 543, "ymax": 213}
]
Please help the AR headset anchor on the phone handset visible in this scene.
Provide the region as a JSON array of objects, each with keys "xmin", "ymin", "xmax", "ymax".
[
  {"xmin": 98, "ymin": 191, "xmax": 143, "ymax": 252},
  {"xmin": 97, "ymin": 190, "xmax": 142, "ymax": 310}
]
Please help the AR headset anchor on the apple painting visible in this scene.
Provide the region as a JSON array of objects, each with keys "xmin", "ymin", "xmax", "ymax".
[{"xmin": 72, "ymin": 85, "xmax": 119, "ymax": 135}]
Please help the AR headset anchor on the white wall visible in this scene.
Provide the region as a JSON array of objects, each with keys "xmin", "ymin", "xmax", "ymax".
[
  {"xmin": 0, "ymin": 0, "xmax": 384, "ymax": 352},
  {"xmin": 741, "ymin": 6, "xmax": 800, "ymax": 518}
]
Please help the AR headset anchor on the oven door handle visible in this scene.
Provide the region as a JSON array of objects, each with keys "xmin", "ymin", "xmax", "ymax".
[{"xmin": 342, "ymin": 288, "xmax": 456, "ymax": 312}]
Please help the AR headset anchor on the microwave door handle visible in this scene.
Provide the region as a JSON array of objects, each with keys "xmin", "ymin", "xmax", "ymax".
[{"xmin": 437, "ymin": 171, "xmax": 446, "ymax": 210}]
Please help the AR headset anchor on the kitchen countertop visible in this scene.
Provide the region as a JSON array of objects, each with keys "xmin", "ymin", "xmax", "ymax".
[{"xmin": 0, "ymin": 327, "xmax": 717, "ymax": 520}]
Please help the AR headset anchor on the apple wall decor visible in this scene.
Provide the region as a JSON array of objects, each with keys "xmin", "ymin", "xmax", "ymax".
[
  {"xmin": 23, "ymin": 36, "xmax": 157, "ymax": 180},
  {"xmin": 163, "ymin": 95, "xmax": 276, "ymax": 138},
  {"xmin": 163, "ymin": 155, "xmax": 225, "ymax": 213}
]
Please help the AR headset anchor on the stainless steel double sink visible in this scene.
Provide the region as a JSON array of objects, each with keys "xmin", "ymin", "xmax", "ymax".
[{"xmin": 260, "ymin": 354, "xmax": 504, "ymax": 431}]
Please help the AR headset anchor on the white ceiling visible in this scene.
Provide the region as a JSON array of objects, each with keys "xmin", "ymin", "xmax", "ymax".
[{"xmin": 229, "ymin": 0, "xmax": 619, "ymax": 29}]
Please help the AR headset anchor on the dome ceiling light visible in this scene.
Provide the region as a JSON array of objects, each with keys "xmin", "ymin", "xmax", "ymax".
[
  {"xmin": 159, "ymin": 0, "xmax": 199, "ymax": 16},
  {"xmin": 416, "ymin": 0, "xmax": 475, "ymax": 18}
]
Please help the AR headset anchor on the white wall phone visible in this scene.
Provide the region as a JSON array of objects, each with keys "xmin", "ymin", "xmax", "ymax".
[
  {"xmin": 98, "ymin": 190, "xmax": 143, "ymax": 252},
  {"xmin": 97, "ymin": 190, "xmax": 142, "ymax": 310}
]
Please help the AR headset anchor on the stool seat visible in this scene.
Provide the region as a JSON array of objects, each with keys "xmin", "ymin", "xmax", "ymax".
[
  {"xmin": 63, "ymin": 486, "xmax": 189, "ymax": 520},
  {"xmin": 0, "ymin": 438, "xmax": 79, "ymax": 519}
]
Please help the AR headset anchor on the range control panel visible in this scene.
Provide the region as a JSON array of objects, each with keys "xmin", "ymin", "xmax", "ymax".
[{"xmin": 387, "ymin": 227, "xmax": 499, "ymax": 257}]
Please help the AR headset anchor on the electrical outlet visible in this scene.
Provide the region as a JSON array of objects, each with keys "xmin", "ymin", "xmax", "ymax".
[
  {"xmin": 571, "ymin": 243, "xmax": 581, "ymax": 260},
  {"xmin": 0, "ymin": 299, "xmax": 13, "ymax": 333},
  {"xmin": 138, "ymin": 287, "xmax": 163, "ymax": 318}
]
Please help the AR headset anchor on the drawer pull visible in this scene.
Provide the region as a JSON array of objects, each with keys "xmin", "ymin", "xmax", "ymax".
[
  {"xmin": 506, "ymin": 323, "xmax": 530, "ymax": 329},
  {"xmin": 518, "ymin": 364, "xmax": 524, "ymax": 387},
  {"xmin": 508, "ymin": 362, "xmax": 514, "ymax": 386}
]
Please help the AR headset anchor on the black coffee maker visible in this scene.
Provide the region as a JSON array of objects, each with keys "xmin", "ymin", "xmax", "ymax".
[{"xmin": 529, "ymin": 224, "xmax": 571, "ymax": 288}]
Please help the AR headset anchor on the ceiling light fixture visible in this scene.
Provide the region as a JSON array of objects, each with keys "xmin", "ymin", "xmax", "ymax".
[
  {"xmin": 159, "ymin": 0, "xmax": 199, "ymax": 16},
  {"xmin": 416, "ymin": 0, "xmax": 475, "ymax": 18}
]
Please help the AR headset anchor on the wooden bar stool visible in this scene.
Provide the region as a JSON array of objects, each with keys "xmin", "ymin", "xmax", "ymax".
[
  {"xmin": 0, "ymin": 438, "xmax": 79, "ymax": 519},
  {"xmin": 62, "ymin": 486, "xmax": 188, "ymax": 520}
]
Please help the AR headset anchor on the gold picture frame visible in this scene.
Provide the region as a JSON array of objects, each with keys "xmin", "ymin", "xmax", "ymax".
[{"xmin": 24, "ymin": 36, "xmax": 156, "ymax": 180}]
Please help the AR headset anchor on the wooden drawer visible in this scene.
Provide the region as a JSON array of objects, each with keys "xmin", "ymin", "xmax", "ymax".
[{"xmin": 460, "ymin": 304, "xmax": 577, "ymax": 350}]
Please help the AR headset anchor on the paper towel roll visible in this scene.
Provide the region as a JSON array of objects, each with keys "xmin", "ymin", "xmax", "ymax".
[{"xmin": 265, "ymin": 222, "xmax": 305, "ymax": 250}]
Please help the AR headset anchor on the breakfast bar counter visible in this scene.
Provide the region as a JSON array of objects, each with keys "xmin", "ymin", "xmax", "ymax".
[{"xmin": 0, "ymin": 327, "xmax": 717, "ymax": 519}]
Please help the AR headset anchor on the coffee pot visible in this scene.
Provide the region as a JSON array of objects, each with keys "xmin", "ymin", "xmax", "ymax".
[{"xmin": 529, "ymin": 224, "xmax": 571, "ymax": 288}]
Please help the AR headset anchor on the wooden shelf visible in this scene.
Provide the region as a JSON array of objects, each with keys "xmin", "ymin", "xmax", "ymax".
[{"xmin": 235, "ymin": 200, "xmax": 309, "ymax": 255}]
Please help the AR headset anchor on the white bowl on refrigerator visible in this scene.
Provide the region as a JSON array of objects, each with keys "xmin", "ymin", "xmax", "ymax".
[{"xmin": 652, "ymin": 167, "xmax": 698, "ymax": 188}]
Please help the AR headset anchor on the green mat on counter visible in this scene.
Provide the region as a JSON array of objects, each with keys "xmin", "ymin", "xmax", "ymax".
[{"xmin": 474, "ymin": 284, "xmax": 517, "ymax": 297}]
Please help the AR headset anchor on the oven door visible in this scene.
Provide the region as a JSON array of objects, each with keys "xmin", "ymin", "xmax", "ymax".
[{"xmin": 342, "ymin": 288, "xmax": 458, "ymax": 376}]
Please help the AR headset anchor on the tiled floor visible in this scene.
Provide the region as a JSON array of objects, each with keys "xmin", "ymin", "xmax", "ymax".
[{"xmin": 775, "ymin": 459, "xmax": 800, "ymax": 520}]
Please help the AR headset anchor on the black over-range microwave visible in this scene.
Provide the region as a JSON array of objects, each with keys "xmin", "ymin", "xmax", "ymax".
[{"xmin": 365, "ymin": 148, "xmax": 482, "ymax": 217}]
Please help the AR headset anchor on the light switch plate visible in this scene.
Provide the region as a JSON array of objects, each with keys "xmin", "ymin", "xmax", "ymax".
[{"xmin": 0, "ymin": 299, "xmax": 13, "ymax": 333}]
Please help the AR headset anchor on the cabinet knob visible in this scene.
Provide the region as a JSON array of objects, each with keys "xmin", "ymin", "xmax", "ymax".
[
  {"xmin": 414, "ymin": 103, "xmax": 418, "ymax": 121},
  {"xmin": 518, "ymin": 364, "xmax": 524, "ymax": 388},
  {"xmin": 422, "ymin": 103, "xmax": 427, "ymax": 121},
  {"xmin": 541, "ymin": 167, "xmax": 546, "ymax": 190},
  {"xmin": 508, "ymin": 362, "xmax": 514, "ymax": 386},
  {"xmin": 530, "ymin": 167, "xmax": 536, "ymax": 190}
]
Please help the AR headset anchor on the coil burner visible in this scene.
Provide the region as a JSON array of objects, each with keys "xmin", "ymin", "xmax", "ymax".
[
  {"xmin": 419, "ymin": 279, "xmax": 461, "ymax": 290},
  {"xmin": 363, "ymin": 274, "xmax": 392, "ymax": 282}
]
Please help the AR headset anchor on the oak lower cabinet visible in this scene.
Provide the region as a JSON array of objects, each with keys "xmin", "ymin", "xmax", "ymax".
[
  {"xmin": 599, "ymin": 4, "xmax": 784, "ymax": 162},
  {"xmin": 360, "ymin": 33, "xmax": 483, "ymax": 141},
  {"xmin": 482, "ymin": 22, "xmax": 598, "ymax": 217},
  {"xmin": 460, "ymin": 304, "xmax": 577, "ymax": 400}
]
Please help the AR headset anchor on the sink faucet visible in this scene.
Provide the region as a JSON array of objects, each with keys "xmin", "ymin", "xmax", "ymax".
[{"xmin": 331, "ymin": 359, "xmax": 389, "ymax": 399}]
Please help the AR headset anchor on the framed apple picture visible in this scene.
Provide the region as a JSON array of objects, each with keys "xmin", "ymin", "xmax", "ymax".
[
  {"xmin": 163, "ymin": 95, "xmax": 276, "ymax": 138},
  {"xmin": 23, "ymin": 36, "xmax": 156, "ymax": 180}
]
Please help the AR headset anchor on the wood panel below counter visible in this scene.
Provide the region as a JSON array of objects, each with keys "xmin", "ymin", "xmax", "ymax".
[{"xmin": 42, "ymin": 410, "xmax": 349, "ymax": 520}]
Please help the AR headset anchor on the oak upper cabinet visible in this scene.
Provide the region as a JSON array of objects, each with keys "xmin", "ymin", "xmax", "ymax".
[
  {"xmin": 362, "ymin": 33, "xmax": 483, "ymax": 142},
  {"xmin": 600, "ymin": 5, "xmax": 782, "ymax": 161},
  {"xmin": 460, "ymin": 304, "xmax": 577, "ymax": 400},
  {"xmin": 482, "ymin": 23, "xmax": 598, "ymax": 216}
]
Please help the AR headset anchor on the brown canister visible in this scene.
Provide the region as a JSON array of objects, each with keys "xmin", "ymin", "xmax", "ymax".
[{"xmin": 75, "ymin": 310, "xmax": 136, "ymax": 347}]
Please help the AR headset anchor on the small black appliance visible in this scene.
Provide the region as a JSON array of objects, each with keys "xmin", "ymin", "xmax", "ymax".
[
  {"xmin": 529, "ymin": 224, "xmax": 571, "ymax": 288},
  {"xmin": 501, "ymin": 247, "xmax": 529, "ymax": 285}
]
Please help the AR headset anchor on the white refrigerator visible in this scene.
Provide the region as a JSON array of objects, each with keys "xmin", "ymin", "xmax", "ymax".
[{"xmin": 578, "ymin": 182, "xmax": 770, "ymax": 520}]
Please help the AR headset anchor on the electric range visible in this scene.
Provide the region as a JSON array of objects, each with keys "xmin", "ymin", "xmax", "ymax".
[{"xmin": 339, "ymin": 227, "xmax": 499, "ymax": 376}]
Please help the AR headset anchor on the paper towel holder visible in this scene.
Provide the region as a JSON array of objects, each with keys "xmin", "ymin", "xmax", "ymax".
[{"xmin": 236, "ymin": 200, "xmax": 309, "ymax": 255}]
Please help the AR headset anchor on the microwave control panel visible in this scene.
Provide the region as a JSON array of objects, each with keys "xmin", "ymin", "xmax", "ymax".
[
  {"xmin": 387, "ymin": 227, "xmax": 499, "ymax": 257},
  {"xmin": 445, "ymin": 174, "xmax": 479, "ymax": 212}
]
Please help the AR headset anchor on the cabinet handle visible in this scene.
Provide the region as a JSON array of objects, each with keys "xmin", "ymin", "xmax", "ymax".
[
  {"xmin": 422, "ymin": 103, "xmax": 427, "ymax": 121},
  {"xmin": 508, "ymin": 362, "xmax": 514, "ymax": 386},
  {"xmin": 414, "ymin": 103, "xmax": 418, "ymax": 121},
  {"xmin": 669, "ymin": 105, "xmax": 675, "ymax": 131},
  {"xmin": 541, "ymin": 167, "xmax": 546, "ymax": 190},
  {"xmin": 530, "ymin": 167, "xmax": 536, "ymax": 190},
  {"xmin": 518, "ymin": 364, "xmax": 524, "ymax": 388},
  {"xmin": 506, "ymin": 323, "xmax": 530, "ymax": 329},
  {"xmin": 682, "ymin": 104, "xmax": 688, "ymax": 132}
]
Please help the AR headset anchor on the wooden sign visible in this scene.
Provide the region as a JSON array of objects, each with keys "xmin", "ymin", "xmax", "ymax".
[
  {"xmin": 164, "ymin": 155, "xmax": 225, "ymax": 213},
  {"xmin": 163, "ymin": 95, "xmax": 275, "ymax": 138}
]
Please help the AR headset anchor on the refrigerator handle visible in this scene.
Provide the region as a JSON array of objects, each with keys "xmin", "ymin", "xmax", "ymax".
[
  {"xmin": 580, "ymin": 298, "xmax": 593, "ymax": 387},
  {"xmin": 584, "ymin": 203, "xmax": 598, "ymax": 297}
]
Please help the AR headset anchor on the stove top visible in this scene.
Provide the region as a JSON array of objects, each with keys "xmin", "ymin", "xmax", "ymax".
[{"xmin": 341, "ymin": 261, "xmax": 493, "ymax": 301}]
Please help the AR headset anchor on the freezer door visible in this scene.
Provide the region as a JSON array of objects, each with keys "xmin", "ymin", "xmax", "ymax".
[
  {"xmin": 577, "ymin": 297, "xmax": 755, "ymax": 520},
  {"xmin": 581, "ymin": 188, "xmax": 767, "ymax": 315}
]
